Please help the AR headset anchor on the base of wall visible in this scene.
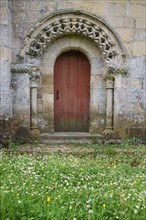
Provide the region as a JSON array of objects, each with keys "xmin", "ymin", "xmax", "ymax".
[
  {"xmin": 126, "ymin": 127, "xmax": 146, "ymax": 141},
  {"xmin": 0, "ymin": 115, "xmax": 145, "ymax": 145}
]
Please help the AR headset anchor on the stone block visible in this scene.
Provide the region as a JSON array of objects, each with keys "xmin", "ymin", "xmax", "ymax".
[
  {"xmin": 0, "ymin": 60, "xmax": 11, "ymax": 87},
  {"xmin": 133, "ymin": 29, "xmax": 146, "ymax": 41},
  {"xmin": 41, "ymin": 112, "xmax": 54, "ymax": 123},
  {"xmin": 0, "ymin": 25, "xmax": 12, "ymax": 47},
  {"xmin": 114, "ymin": 74, "xmax": 122, "ymax": 88},
  {"xmin": 42, "ymin": 85, "xmax": 53, "ymax": 94},
  {"xmin": 108, "ymin": 16, "xmax": 124, "ymax": 27},
  {"xmin": 124, "ymin": 17, "xmax": 135, "ymax": 28},
  {"xmin": 13, "ymin": 10, "xmax": 28, "ymax": 24},
  {"xmin": 128, "ymin": 56, "xmax": 146, "ymax": 78},
  {"xmin": 121, "ymin": 78, "xmax": 130, "ymax": 89},
  {"xmin": 11, "ymin": 73, "xmax": 30, "ymax": 106},
  {"xmin": 30, "ymin": 1, "xmax": 41, "ymax": 11},
  {"xmin": 91, "ymin": 2, "xmax": 108, "ymax": 16},
  {"xmin": 13, "ymin": 105, "xmax": 30, "ymax": 119},
  {"xmin": 23, "ymin": 12, "xmax": 39, "ymax": 27},
  {"xmin": 129, "ymin": 5, "xmax": 145, "ymax": 18},
  {"xmin": 0, "ymin": 96, "xmax": 12, "ymax": 115},
  {"xmin": 90, "ymin": 103, "xmax": 99, "ymax": 114},
  {"xmin": 108, "ymin": 3, "xmax": 127, "ymax": 17},
  {"xmin": 57, "ymin": 37, "xmax": 71, "ymax": 52},
  {"xmin": 46, "ymin": 2, "xmax": 58, "ymax": 13},
  {"xmin": 0, "ymin": 47, "xmax": 11, "ymax": 61},
  {"xmin": 131, "ymin": 79, "xmax": 143, "ymax": 90},
  {"xmin": 90, "ymin": 113, "xmax": 105, "ymax": 133},
  {"xmin": 117, "ymin": 28, "xmax": 132, "ymax": 42},
  {"xmin": 11, "ymin": 0, "xmax": 28, "ymax": 10},
  {"xmin": 91, "ymin": 75, "xmax": 103, "ymax": 88},
  {"xmin": 126, "ymin": 88, "xmax": 144, "ymax": 104},
  {"xmin": 43, "ymin": 103, "xmax": 54, "ymax": 113},
  {"xmin": 0, "ymin": 6, "xmax": 9, "ymax": 25},
  {"xmin": 132, "ymin": 41, "xmax": 146, "ymax": 56},
  {"xmin": 42, "ymin": 93, "xmax": 53, "ymax": 103},
  {"xmin": 91, "ymin": 57, "xmax": 104, "ymax": 75},
  {"xmin": 124, "ymin": 42, "xmax": 133, "ymax": 57},
  {"xmin": 136, "ymin": 18, "xmax": 146, "ymax": 28},
  {"xmin": 70, "ymin": 36, "xmax": 81, "ymax": 49},
  {"xmin": 42, "ymin": 75, "xmax": 53, "ymax": 85},
  {"xmin": 115, "ymin": 88, "xmax": 127, "ymax": 102},
  {"xmin": 38, "ymin": 104, "xmax": 43, "ymax": 113}
]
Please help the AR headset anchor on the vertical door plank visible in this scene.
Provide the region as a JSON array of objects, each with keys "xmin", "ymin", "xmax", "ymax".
[{"xmin": 68, "ymin": 52, "xmax": 78, "ymax": 131}]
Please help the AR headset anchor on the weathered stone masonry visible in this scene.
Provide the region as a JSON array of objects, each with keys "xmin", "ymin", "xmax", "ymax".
[{"xmin": 0, "ymin": 0, "xmax": 146, "ymax": 140}]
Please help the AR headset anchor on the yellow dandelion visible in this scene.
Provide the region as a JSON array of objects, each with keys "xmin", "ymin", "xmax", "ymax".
[
  {"xmin": 58, "ymin": 195, "xmax": 60, "ymax": 199},
  {"xmin": 103, "ymin": 203, "xmax": 106, "ymax": 208},
  {"xmin": 47, "ymin": 197, "xmax": 51, "ymax": 202},
  {"xmin": 139, "ymin": 175, "xmax": 142, "ymax": 178},
  {"xmin": 134, "ymin": 181, "xmax": 137, "ymax": 184}
]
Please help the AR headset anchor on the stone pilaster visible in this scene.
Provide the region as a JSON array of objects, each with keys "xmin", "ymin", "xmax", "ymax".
[
  {"xmin": 30, "ymin": 67, "xmax": 40, "ymax": 136},
  {"xmin": 103, "ymin": 76, "xmax": 115, "ymax": 135},
  {"xmin": 0, "ymin": 0, "xmax": 12, "ymax": 116}
]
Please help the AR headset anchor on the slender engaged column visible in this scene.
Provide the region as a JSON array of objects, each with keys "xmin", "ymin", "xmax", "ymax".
[
  {"xmin": 30, "ymin": 68, "xmax": 40, "ymax": 135},
  {"xmin": 103, "ymin": 76, "xmax": 114, "ymax": 134}
]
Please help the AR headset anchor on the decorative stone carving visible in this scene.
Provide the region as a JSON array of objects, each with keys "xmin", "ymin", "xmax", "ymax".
[
  {"xmin": 108, "ymin": 66, "xmax": 128, "ymax": 75},
  {"xmin": 27, "ymin": 18, "xmax": 117, "ymax": 62},
  {"xmin": 30, "ymin": 67, "xmax": 40, "ymax": 88},
  {"xmin": 11, "ymin": 64, "xmax": 32, "ymax": 74},
  {"xmin": 21, "ymin": 10, "xmax": 127, "ymax": 64}
]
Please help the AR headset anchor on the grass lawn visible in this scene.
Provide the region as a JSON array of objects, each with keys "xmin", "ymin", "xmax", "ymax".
[{"xmin": 0, "ymin": 143, "xmax": 146, "ymax": 220}]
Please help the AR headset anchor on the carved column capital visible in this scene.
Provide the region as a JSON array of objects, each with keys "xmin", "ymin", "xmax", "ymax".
[
  {"xmin": 107, "ymin": 66, "xmax": 128, "ymax": 75},
  {"xmin": 105, "ymin": 76, "xmax": 115, "ymax": 89},
  {"xmin": 30, "ymin": 67, "xmax": 40, "ymax": 88}
]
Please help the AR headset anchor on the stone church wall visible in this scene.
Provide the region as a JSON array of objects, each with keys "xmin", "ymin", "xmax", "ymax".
[{"xmin": 0, "ymin": 0, "xmax": 146, "ymax": 140}]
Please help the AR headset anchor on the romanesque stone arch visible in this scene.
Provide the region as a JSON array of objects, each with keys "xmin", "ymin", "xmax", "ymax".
[
  {"xmin": 20, "ymin": 10, "xmax": 127, "ymax": 66},
  {"xmin": 12, "ymin": 10, "xmax": 128, "ymax": 135}
]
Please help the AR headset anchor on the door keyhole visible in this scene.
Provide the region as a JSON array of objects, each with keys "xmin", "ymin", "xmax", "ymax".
[{"xmin": 57, "ymin": 90, "xmax": 59, "ymax": 100}]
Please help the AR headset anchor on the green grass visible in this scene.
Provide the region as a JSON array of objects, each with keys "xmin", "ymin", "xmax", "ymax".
[{"xmin": 0, "ymin": 145, "xmax": 146, "ymax": 220}]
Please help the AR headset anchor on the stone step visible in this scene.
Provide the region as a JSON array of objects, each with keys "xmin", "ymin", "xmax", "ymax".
[{"xmin": 40, "ymin": 132, "xmax": 103, "ymax": 144}]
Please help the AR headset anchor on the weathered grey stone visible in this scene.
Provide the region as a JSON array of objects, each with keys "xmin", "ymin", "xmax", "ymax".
[
  {"xmin": 126, "ymin": 88, "xmax": 144, "ymax": 104},
  {"xmin": 0, "ymin": 25, "xmax": 12, "ymax": 47},
  {"xmin": 11, "ymin": 74, "xmax": 30, "ymax": 106},
  {"xmin": 133, "ymin": 29, "xmax": 146, "ymax": 41},
  {"xmin": 0, "ymin": 0, "xmax": 145, "ymax": 139},
  {"xmin": 128, "ymin": 56, "xmax": 146, "ymax": 78}
]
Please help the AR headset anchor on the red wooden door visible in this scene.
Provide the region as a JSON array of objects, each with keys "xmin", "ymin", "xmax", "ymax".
[{"xmin": 54, "ymin": 51, "xmax": 90, "ymax": 132}]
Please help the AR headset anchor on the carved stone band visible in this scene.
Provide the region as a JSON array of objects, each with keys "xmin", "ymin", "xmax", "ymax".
[{"xmin": 28, "ymin": 18, "xmax": 117, "ymax": 62}]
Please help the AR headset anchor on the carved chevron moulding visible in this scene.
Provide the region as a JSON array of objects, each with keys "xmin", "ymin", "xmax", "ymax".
[{"xmin": 28, "ymin": 18, "xmax": 117, "ymax": 62}]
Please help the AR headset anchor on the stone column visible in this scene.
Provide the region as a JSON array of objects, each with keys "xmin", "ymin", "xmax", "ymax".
[
  {"xmin": 30, "ymin": 68, "xmax": 40, "ymax": 135},
  {"xmin": 103, "ymin": 76, "xmax": 115, "ymax": 134}
]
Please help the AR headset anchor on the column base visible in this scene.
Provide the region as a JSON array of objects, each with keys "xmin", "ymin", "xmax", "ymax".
[
  {"xmin": 30, "ymin": 127, "xmax": 40, "ymax": 136},
  {"xmin": 102, "ymin": 128, "xmax": 114, "ymax": 135}
]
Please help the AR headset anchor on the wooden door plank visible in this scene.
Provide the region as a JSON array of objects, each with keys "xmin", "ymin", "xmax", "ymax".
[
  {"xmin": 60, "ymin": 53, "xmax": 69, "ymax": 131},
  {"xmin": 68, "ymin": 52, "xmax": 78, "ymax": 131},
  {"xmin": 77, "ymin": 53, "xmax": 90, "ymax": 131}
]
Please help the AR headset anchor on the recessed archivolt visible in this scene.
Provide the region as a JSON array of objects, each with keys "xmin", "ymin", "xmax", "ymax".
[{"xmin": 20, "ymin": 10, "xmax": 127, "ymax": 64}]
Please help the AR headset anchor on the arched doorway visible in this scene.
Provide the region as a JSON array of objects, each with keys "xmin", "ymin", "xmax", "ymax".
[{"xmin": 54, "ymin": 51, "xmax": 90, "ymax": 132}]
